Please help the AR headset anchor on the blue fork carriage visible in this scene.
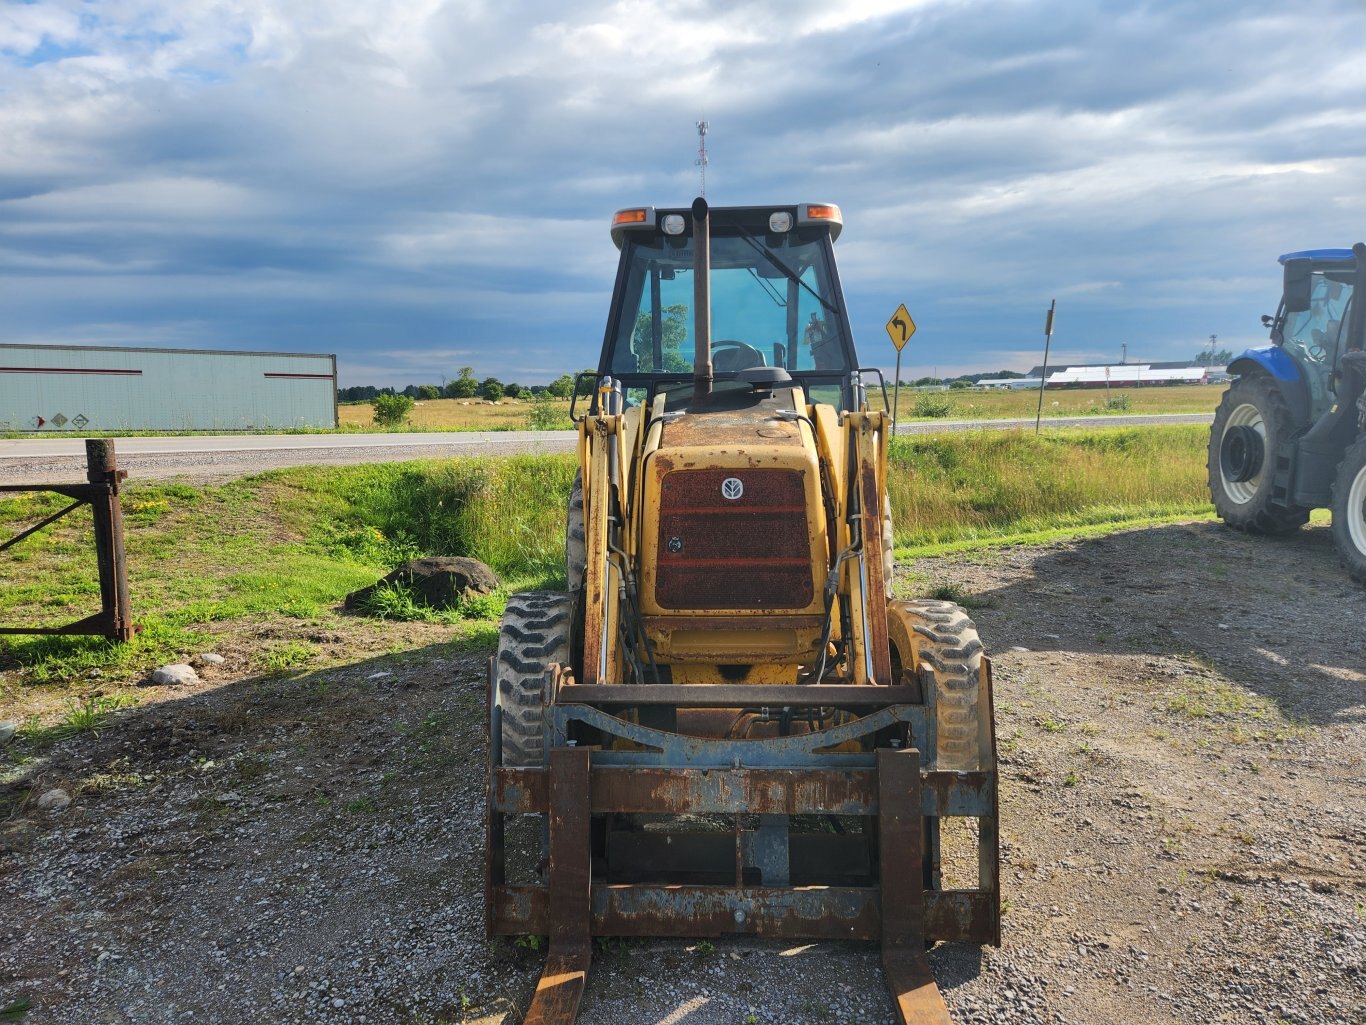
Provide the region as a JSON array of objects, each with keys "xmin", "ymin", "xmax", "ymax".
[{"xmin": 485, "ymin": 668, "xmax": 1000, "ymax": 1025}]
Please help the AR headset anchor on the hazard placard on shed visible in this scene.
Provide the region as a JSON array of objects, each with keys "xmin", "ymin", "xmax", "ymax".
[{"xmin": 886, "ymin": 303, "xmax": 916, "ymax": 350}]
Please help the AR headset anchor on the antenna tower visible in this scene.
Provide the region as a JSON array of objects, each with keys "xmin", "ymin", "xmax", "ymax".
[{"xmin": 695, "ymin": 120, "xmax": 709, "ymax": 196}]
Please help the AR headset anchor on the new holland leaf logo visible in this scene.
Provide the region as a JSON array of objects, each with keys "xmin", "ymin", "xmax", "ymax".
[{"xmin": 721, "ymin": 477, "xmax": 744, "ymax": 500}]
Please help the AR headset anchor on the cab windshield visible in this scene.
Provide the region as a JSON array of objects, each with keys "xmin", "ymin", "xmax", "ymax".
[
  {"xmin": 1281, "ymin": 271, "xmax": 1354, "ymax": 417},
  {"xmin": 605, "ymin": 232, "xmax": 851, "ymax": 379}
]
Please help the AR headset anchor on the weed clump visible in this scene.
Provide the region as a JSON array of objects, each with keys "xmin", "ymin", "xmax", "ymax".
[
  {"xmin": 911, "ymin": 394, "xmax": 955, "ymax": 418},
  {"xmin": 359, "ymin": 581, "xmax": 508, "ymax": 624},
  {"xmin": 372, "ymin": 393, "xmax": 415, "ymax": 427}
]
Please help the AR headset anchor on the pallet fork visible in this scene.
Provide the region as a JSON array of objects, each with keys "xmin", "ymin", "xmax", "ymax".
[{"xmin": 486, "ymin": 667, "xmax": 1000, "ymax": 1024}]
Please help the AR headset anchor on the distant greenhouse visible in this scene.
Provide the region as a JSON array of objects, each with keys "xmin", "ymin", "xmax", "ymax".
[
  {"xmin": 1044, "ymin": 364, "xmax": 1214, "ymax": 387},
  {"xmin": 0, "ymin": 343, "xmax": 337, "ymax": 432}
]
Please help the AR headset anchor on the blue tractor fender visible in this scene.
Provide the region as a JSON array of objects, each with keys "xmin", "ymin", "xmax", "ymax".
[{"xmin": 1227, "ymin": 346, "xmax": 1311, "ymax": 427}]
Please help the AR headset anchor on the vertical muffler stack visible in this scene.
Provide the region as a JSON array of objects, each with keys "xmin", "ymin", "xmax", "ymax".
[{"xmin": 692, "ymin": 196, "xmax": 712, "ymax": 404}]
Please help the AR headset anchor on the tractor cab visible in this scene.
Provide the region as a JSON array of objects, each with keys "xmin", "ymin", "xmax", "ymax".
[
  {"xmin": 599, "ymin": 203, "xmax": 861, "ymax": 411},
  {"xmin": 1269, "ymin": 249, "xmax": 1360, "ymax": 420}
]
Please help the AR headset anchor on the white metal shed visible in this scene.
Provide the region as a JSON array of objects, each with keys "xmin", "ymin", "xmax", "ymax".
[{"xmin": 0, "ymin": 344, "xmax": 337, "ymax": 432}]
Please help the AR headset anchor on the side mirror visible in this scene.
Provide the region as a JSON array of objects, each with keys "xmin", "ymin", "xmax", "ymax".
[
  {"xmin": 1261, "ymin": 314, "xmax": 1273, "ymax": 327},
  {"xmin": 1282, "ymin": 258, "xmax": 1313, "ymax": 313}
]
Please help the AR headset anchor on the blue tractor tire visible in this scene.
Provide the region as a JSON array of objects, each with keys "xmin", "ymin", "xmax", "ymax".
[
  {"xmin": 1330, "ymin": 438, "xmax": 1366, "ymax": 583},
  {"xmin": 1208, "ymin": 374, "xmax": 1311, "ymax": 534}
]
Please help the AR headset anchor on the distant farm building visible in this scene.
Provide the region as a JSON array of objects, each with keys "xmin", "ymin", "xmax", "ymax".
[
  {"xmin": 977, "ymin": 377, "xmax": 1043, "ymax": 390},
  {"xmin": 0, "ymin": 344, "xmax": 338, "ymax": 432},
  {"xmin": 1023, "ymin": 360, "xmax": 1221, "ymax": 389},
  {"xmin": 1046, "ymin": 365, "xmax": 1212, "ymax": 387}
]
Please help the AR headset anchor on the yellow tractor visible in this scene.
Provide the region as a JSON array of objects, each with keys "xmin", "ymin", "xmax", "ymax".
[{"xmin": 486, "ymin": 199, "xmax": 999, "ymax": 1024}]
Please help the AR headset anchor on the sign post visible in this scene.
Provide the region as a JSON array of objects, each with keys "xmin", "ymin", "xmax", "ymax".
[
  {"xmin": 885, "ymin": 302, "xmax": 916, "ymax": 431},
  {"xmin": 1034, "ymin": 299, "xmax": 1056, "ymax": 435}
]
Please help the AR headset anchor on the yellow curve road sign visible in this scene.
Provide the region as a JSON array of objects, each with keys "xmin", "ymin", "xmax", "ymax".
[{"xmin": 886, "ymin": 303, "xmax": 916, "ymax": 350}]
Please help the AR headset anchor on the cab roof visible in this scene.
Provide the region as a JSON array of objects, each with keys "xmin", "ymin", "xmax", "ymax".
[
  {"xmin": 1278, "ymin": 249, "xmax": 1355, "ymax": 265},
  {"xmin": 610, "ymin": 203, "xmax": 842, "ymax": 248}
]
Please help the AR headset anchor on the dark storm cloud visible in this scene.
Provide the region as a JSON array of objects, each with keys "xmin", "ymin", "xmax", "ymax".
[{"xmin": 1, "ymin": 0, "xmax": 1363, "ymax": 384}]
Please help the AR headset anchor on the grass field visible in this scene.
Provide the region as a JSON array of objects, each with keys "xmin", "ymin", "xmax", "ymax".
[
  {"xmin": 336, "ymin": 384, "xmax": 1227, "ymax": 431},
  {"xmin": 890, "ymin": 382, "xmax": 1226, "ymax": 420},
  {"xmin": 1, "ymin": 385, "xmax": 1226, "ymax": 439},
  {"xmin": 338, "ymin": 396, "xmax": 575, "ymax": 430},
  {"xmin": 0, "ymin": 425, "xmax": 1214, "ymax": 694}
]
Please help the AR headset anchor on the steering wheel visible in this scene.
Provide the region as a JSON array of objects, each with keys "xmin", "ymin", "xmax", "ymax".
[
  {"xmin": 1306, "ymin": 329, "xmax": 1329, "ymax": 362},
  {"xmin": 710, "ymin": 339, "xmax": 766, "ymax": 372}
]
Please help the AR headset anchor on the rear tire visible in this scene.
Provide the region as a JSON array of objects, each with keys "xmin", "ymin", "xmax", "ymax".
[
  {"xmin": 1208, "ymin": 375, "xmax": 1310, "ymax": 534},
  {"xmin": 566, "ymin": 471, "xmax": 586, "ymax": 594},
  {"xmin": 495, "ymin": 591, "xmax": 575, "ymax": 767},
  {"xmin": 1331, "ymin": 438, "xmax": 1366, "ymax": 584},
  {"xmin": 888, "ymin": 600, "xmax": 988, "ymax": 771},
  {"xmin": 882, "ymin": 502, "xmax": 895, "ymax": 599}
]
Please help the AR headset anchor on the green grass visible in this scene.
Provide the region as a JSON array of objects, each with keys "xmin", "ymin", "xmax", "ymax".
[
  {"xmin": 19, "ymin": 694, "xmax": 139, "ymax": 745},
  {"xmin": 889, "ymin": 426, "xmax": 1212, "ymax": 548},
  {"xmin": 0, "ymin": 457, "xmax": 560, "ymax": 685},
  {"xmin": 2, "ymin": 426, "xmax": 1212, "ymax": 689}
]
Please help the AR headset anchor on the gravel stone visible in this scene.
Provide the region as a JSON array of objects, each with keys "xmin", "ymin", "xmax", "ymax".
[{"xmin": 36, "ymin": 788, "xmax": 71, "ymax": 812}]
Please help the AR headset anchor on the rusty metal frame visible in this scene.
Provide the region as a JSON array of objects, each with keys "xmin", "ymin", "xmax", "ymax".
[
  {"xmin": 486, "ymin": 663, "xmax": 1001, "ymax": 1023},
  {"xmin": 0, "ymin": 439, "xmax": 139, "ymax": 642}
]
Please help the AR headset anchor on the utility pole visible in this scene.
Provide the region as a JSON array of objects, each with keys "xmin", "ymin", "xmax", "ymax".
[
  {"xmin": 1035, "ymin": 300, "xmax": 1057, "ymax": 434},
  {"xmin": 1121, "ymin": 342, "xmax": 1127, "ymax": 365},
  {"xmin": 1208, "ymin": 333, "xmax": 1217, "ymax": 364},
  {"xmin": 695, "ymin": 120, "xmax": 709, "ymax": 197}
]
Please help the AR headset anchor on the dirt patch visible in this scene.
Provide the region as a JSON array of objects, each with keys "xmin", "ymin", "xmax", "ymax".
[{"xmin": 2, "ymin": 520, "xmax": 1362, "ymax": 1024}]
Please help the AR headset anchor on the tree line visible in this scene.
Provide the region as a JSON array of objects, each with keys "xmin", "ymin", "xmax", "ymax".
[{"xmin": 338, "ymin": 366, "xmax": 596, "ymax": 404}]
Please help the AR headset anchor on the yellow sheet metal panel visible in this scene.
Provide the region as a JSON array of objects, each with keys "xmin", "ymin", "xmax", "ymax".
[{"xmin": 0, "ymin": 343, "xmax": 337, "ymax": 431}]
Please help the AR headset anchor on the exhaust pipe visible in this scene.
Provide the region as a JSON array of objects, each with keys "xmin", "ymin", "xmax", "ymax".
[{"xmin": 692, "ymin": 196, "xmax": 712, "ymax": 404}]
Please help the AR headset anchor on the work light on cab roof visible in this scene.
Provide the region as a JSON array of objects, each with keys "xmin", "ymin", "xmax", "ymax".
[{"xmin": 610, "ymin": 202, "xmax": 843, "ymax": 247}]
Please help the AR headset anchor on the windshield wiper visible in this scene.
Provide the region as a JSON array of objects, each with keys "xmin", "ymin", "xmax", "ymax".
[{"xmin": 735, "ymin": 228, "xmax": 840, "ymax": 317}]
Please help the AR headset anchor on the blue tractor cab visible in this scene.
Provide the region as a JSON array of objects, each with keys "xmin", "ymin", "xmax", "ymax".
[{"xmin": 1210, "ymin": 243, "xmax": 1366, "ymax": 581}]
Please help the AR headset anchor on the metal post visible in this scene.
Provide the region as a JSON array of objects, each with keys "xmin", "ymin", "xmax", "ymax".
[
  {"xmin": 892, "ymin": 348, "xmax": 903, "ymax": 432},
  {"xmin": 85, "ymin": 439, "xmax": 135, "ymax": 642},
  {"xmin": 1034, "ymin": 299, "xmax": 1056, "ymax": 435}
]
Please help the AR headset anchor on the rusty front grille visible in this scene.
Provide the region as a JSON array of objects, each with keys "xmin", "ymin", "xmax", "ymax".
[{"xmin": 656, "ymin": 468, "xmax": 812, "ymax": 610}]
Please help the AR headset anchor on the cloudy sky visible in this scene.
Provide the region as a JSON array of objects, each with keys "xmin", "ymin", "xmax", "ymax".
[{"xmin": 3, "ymin": 0, "xmax": 1363, "ymax": 387}]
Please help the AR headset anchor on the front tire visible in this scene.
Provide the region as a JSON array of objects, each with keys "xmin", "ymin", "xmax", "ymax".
[
  {"xmin": 888, "ymin": 600, "xmax": 989, "ymax": 771},
  {"xmin": 495, "ymin": 591, "xmax": 575, "ymax": 767},
  {"xmin": 1331, "ymin": 438, "xmax": 1366, "ymax": 584},
  {"xmin": 1208, "ymin": 375, "xmax": 1310, "ymax": 534}
]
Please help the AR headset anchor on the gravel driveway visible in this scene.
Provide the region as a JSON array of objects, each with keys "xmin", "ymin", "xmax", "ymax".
[{"xmin": 2, "ymin": 520, "xmax": 1362, "ymax": 1024}]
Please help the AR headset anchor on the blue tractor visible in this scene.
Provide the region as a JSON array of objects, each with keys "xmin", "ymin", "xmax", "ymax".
[{"xmin": 1209, "ymin": 244, "xmax": 1366, "ymax": 582}]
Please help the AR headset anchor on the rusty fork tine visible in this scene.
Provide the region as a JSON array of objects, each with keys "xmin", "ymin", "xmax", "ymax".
[
  {"xmin": 882, "ymin": 950, "xmax": 953, "ymax": 1025},
  {"xmin": 878, "ymin": 748, "xmax": 952, "ymax": 1025},
  {"xmin": 523, "ymin": 944, "xmax": 591, "ymax": 1025},
  {"xmin": 524, "ymin": 746, "xmax": 593, "ymax": 1025}
]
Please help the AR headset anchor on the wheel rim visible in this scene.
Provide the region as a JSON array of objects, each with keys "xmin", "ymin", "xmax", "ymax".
[
  {"xmin": 1221, "ymin": 403, "xmax": 1267, "ymax": 504},
  {"xmin": 1348, "ymin": 460, "xmax": 1366, "ymax": 557}
]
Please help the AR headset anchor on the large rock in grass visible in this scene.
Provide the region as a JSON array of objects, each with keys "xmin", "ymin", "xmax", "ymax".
[
  {"xmin": 150, "ymin": 663, "xmax": 200, "ymax": 687},
  {"xmin": 345, "ymin": 557, "xmax": 501, "ymax": 611}
]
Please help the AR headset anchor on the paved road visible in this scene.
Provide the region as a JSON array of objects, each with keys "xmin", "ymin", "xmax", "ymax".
[{"xmin": 0, "ymin": 413, "xmax": 1213, "ymax": 482}]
